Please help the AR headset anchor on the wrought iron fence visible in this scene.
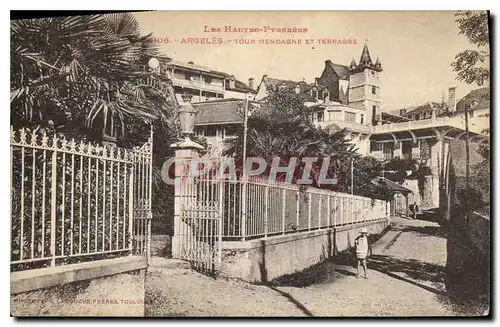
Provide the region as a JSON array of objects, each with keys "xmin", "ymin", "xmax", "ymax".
[
  {"xmin": 229, "ymin": 176, "xmax": 389, "ymax": 240},
  {"xmin": 10, "ymin": 127, "xmax": 152, "ymax": 271},
  {"xmin": 188, "ymin": 166, "xmax": 389, "ymax": 241}
]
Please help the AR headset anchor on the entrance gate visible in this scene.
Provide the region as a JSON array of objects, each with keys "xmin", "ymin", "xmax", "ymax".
[
  {"xmin": 178, "ymin": 168, "xmax": 223, "ymax": 275},
  {"xmin": 394, "ymin": 193, "xmax": 407, "ymax": 217},
  {"xmin": 130, "ymin": 131, "xmax": 154, "ymax": 259}
]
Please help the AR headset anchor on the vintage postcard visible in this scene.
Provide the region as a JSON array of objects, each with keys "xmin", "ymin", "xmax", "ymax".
[{"xmin": 10, "ymin": 10, "xmax": 490, "ymax": 317}]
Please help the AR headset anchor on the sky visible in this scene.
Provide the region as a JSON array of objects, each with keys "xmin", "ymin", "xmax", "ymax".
[{"xmin": 133, "ymin": 11, "xmax": 489, "ymax": 111}]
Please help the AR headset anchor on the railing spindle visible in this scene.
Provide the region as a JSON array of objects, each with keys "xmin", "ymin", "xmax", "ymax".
[{"xmin": 50, "ymin": 146, "xmax": 57, "ymax": 267}]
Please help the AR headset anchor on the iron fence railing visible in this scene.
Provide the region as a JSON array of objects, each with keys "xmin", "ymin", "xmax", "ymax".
[
  {"xmin": 10, "ymin": 127, "xmax": 152, "ymax": 271},
  {"xmin": 190, "ymin": 170, "xmax": 390, "ymax": 241},
  {"xmin": 235, "ymin": 176, "xmax": 389, "ymax": 240}
]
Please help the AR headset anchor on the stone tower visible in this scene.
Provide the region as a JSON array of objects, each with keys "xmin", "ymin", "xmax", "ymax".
[{"xmin": 348, "ymin": 42, "xmax": 383, "ymax": 125}]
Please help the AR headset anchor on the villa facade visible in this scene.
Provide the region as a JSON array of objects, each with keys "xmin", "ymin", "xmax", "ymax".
[{"xmin": 166, "ymin": 60, "xmax": 256, "ymax": 103}]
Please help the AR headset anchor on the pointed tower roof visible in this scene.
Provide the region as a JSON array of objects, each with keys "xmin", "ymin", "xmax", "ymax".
[
  {"xmin": 350, "ymin": 42, "xmax": 382, "ymax": 73},
  {"xmin": 359, "ymin": 42, "xmax": 373, "ymax": 66}
]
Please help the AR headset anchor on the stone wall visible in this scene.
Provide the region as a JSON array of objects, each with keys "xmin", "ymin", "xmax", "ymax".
[
  {"xmin": 219, "ymin": 218, "xmax": 389, "ymax": 282},
  {"xmin": 11, "ymin": 269, "xmax": 146, "ymax": 317}
]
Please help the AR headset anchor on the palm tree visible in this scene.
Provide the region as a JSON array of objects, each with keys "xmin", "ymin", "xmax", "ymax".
[{"xmin": 10, "ymin": 13, "xmax": 175, "ymax": 142}]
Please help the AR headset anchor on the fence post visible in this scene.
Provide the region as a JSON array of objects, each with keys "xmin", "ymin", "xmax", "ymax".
[
  {"xmin": 327, "ymin": 194, "xmax": 331, "ymax": 227},
  {"xmin": 333, "ymin": 195, "xmax": 337, "ymax": 227},
  {"xmin": 340, "ymin": 196, "xmax": 344, "ymax": 225},
  {"xmin": 241, "ymin": 181, "xmax": 247, "ymax": 241},
  {"xmin": 281, "ymin": 188, "xmax": 286, "ymax": 235},
  {"xmin": 128, "ymin": 164, "xmax": 134, "ymax": 254},
  {"xmin": 264, "ymin": 184, "xmax": 269, "ymax": 237},
  {"xmin": 318, "ymin": 195, "xmax": 322, "ymax": 229},
  {"xmin": 308, "ymin": 192, "xmax": 312, "ymax": 231},
  {"xmin": 50, "ymin": 148, "xmax": 57, "ymax": 267},
  {"xmin": 217, "ymin": 180, "xmax": 223, "ymax": 266},
  {"xmin": 296, "ymin": 190, "xmax": 300, "ymax": 230}
]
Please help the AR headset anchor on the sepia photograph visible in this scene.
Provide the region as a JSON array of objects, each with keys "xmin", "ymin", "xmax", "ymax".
[{"xmin": 9, "ymin": 10, "xmax": 491, "ymax": 317}]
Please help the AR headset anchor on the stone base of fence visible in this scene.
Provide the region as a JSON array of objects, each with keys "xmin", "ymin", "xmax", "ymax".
[
  {"xmin": 218, "ymin": 218, "xmax": 389, "ymax": 282},
  {"xmin": 11, "ymin": 256, "xmax": 147, "ymax": 295}
]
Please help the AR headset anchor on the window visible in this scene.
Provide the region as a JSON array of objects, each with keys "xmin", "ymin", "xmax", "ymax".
[
  {"xmin": 317, "ymin": 112, "xmax": 324, "ymax": 122},
  {"xmin": 360, "ymin": 114, "xmax": 364, "ymax": 124},
  {"xmin": 323, "ymin": 90, "xmax": 329, "ymax": 100},
  {"xmin": 383, "ymin": 143, "xmax": 394, "ymax": 160},
  {"xmin": 205, "ymin": 126, "xmax": 217, "ymax": 137},
  {"xmin": 370, "ymin": 141, "xmax": 382, "ymax": 152},
  {"xmin": 402, "ymin": 142, "xmax": 412, "ymax": 160},
  {"xmin": 311, "ymin": 89, "xmax": 318, "ymax": 99},
  {"xmin": 372, "ymin": 86, "xmax": 376, "ymax": 94},
  {"xmin": 194, "ymin": 127, "xmax": 203, "ymax": 137},
  {"xmin": 329, "ymin": 110, "xmax": 342, "ymax": 121},
  {"xmin": 345, "ymin": 112, "xmax": 356, "ymax": 123},
  {"xmin": 225, "ymin": 125, "xmax": 238, "ymax": 137}
]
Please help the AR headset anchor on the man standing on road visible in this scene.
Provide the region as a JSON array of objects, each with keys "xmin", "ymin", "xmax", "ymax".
[{"xmin": 355, "ymin": 228, "xmax": 370, "ymax": 279}]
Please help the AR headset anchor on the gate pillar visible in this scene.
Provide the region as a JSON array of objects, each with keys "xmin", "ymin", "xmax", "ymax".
[{"xmin": 171, "ymin": 138, "xmax": 204, "ymax": 258}]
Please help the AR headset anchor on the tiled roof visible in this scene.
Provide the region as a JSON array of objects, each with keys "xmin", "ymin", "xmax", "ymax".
[
  {"xmin": 455, "ymin": 87, "xmax": 490, "ymax": 114},
  {"xmin": 264, "ymin": 77, "xmax": 298, "ymax": 90},
  {"xmin": 167, "ymin": 60, "xmax": 256, "ymax": 93},
  {"xmin": 167, "ymin": 60, "xmax": 227, "ymax": 77},
  {"xmin": 404, "ymin": 102, "xmax": 447, "ymax": 116},
  {"xmin": 325, "ymin": 61, "xmax": 351, "ymax": 80},
  {"xmin": 388, "ymin": 106, "xmax": 418, "ymax": 116},
  {"xmin": 192, "ymin": 98, "xmax": 244, "ymax": 125},
  {"xmin": 226, "ymin": 78, "xmax": 257, "ymax": 94},
  {"xmin": 380, "ymin": 111, "xmax": 411, "ymax": 123},
  {"xmin": 263, "ymin": 77, "xmax": 327, "ymax": 95},
  {"xmin": 370, "ymin": 176, "xmax": 413, "ymax": 194}
]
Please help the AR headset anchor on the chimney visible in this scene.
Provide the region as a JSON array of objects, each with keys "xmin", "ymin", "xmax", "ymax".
[
  {"xmin": 448, "ymin": 87, "xmax": 457, "ymax": 114},
  {"xmin": 315, "ymin": 77, "xmax": 320, "ymax": 86},
  {"xmin": 429, "ymin": 102, "xmax": 436, "ymax": 119},
  {"xmin": 248, "ymin": 77, "xmax": 255, "ymax": 90}
]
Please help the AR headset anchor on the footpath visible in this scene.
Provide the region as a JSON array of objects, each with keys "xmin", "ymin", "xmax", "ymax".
[{"xmin": 145, "ymin": 218, "xmax": 470, "ymax": 317}]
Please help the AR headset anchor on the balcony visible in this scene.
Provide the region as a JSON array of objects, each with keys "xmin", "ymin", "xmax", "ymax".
[
  {"xmin": 316, "ymin": 120, "xmax": 372, "ymax": 134},
  {"xmin": 171, "ymin": 77, "xmax": 224, "ymax": 93},
  {"xmin": 373, "ymin": 116, "xmax": 484, "ymax": 135}
]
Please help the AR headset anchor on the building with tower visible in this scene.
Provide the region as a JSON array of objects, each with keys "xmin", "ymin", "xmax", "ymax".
[
  {"xmin": 255, "ymin": 42, "xmax": 383, "ymax": 155},
  {"xmin": 251, "ymin": 42, "xmax": 489, "ymax": 211},
  {"xmin": 188, "ymin": 42, "xmax": 488, "ymax": 213}
]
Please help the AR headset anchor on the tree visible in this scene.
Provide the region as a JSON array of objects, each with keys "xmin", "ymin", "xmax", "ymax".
[
  {"xmin": 10, "ymin": 13, "xmax": 179, "ymax": 236},
  {"xmin": 226, "ymin": 86, "xmax": 358, "ymax": 190},
  {"xmin": 10, "ymin": 13, "xmax": 176, "ymax": 142},
  {"xmin": 352, "ymin": 156, "xmax": 383, "ymax": 194},
  {"xmin": 451, "ymin": 11, "xmax": 490, "ymax": 86}
]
